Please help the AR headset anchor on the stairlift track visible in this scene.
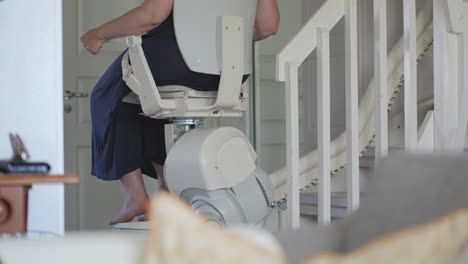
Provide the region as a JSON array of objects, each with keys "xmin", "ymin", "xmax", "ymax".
[{"xmin": 269, "ymin": 1, "xmax": 434, "ymax": 203}]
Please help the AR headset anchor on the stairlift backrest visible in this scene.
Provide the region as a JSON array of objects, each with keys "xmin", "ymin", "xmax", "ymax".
[{"xmin": 173, "ymin": 0, "xmax": 257, "ymax": 76}]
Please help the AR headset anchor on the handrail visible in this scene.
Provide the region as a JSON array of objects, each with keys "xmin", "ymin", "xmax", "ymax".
[{"xmin": 275, "ymin": 0, "xmax": 344, "ymax": 81}]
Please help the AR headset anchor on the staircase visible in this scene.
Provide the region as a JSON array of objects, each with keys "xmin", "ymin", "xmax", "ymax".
[{"xmin": 270, "ymin": 0, "xmax": 468, "ymax": 228}]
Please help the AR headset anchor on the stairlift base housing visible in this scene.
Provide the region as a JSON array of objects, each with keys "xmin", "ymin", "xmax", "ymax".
[{"xmin": 166, "ymin": 127, "xmax": 274, "ymax": 226}]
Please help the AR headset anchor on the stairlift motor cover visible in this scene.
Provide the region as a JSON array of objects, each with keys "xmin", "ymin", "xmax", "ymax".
[
  {"xmin": 164, "ymin": 127, "xmax": 257, "ymax": 196},
  {"xmin": 179, "ymin": 169, "xmax": 273, "ymax": 226}
]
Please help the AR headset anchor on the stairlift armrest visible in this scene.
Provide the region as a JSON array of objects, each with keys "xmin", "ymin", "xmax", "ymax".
[
  {"xmin": 213, "ymin": 16, "xmax": 245, "ymax": 110},
  {"xmin": 123, "ymin": 35, "xmax": 176, "ymax": 116}
]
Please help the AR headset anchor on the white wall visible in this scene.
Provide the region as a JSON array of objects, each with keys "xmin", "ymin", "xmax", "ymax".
[{"xmin": 0, "ymin": 0, "xmax": 65, "ymax": 235}]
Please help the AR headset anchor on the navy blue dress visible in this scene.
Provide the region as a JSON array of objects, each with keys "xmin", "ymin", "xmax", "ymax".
[{"xmin": 90, "ymin": 13, "xmax": 226, "ymax": 181}]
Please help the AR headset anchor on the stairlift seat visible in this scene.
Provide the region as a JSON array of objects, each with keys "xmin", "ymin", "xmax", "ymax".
[
  {"xmin": 122, "ymin": 84, "xmax": 248, "ymax": 117},
  {"xmin": 122, "ymin": 86, "xmax": 219, "ymax": 103},
  {"xmin": 158, "ymin": 85, "xmax": 219, "ymax": 98}
]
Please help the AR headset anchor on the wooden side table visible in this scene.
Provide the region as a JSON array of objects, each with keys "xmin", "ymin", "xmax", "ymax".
[{"xmin": 0, "ymin": 174, "xmax": 79, "ymax": 233}]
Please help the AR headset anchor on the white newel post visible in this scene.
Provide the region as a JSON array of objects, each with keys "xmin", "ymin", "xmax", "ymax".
[
  {"xmin": 374, "ymin": 0, "xmax": 389, "ymax": 160},
  {"xmin": 285, "ymin": 62, "xmax": 300, "ymax": 229}
]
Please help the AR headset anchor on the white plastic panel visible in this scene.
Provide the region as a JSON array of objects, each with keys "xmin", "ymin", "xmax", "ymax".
[
  {"xmin": 164, "ymin": 127, "xmax": 257, "ymax": 196},
  {"xmin": 173, "ymin": 0, "xmax": 257, "ymax": 75}
]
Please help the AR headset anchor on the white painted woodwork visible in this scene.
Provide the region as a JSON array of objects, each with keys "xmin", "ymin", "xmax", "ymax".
[
  {"xmin": 457, "ymin": 6, "xmax": 468, "ymax": 148},
  {"xmin": 276, "ymin": 0, "xmax": 344, "ymax": 81},
  {"xmin": 0, "ymin": 0, "xmax": 65, "ymax": 235},
  {"xmin": 417, "ymin": 111, "xmax": 435, "ymax": 152},
  {"xmin": 373, "ymin": 0, "xmax": 389, "ymax": 160},
  {"xmin": 444, "ymin": 0, "xmax": 465, "ymax": 33},
  {"xmin": 404, "ymin": 0, "xmax": 418, "ymax": 152},
  {"xmin": 285, "ymin": 62, "xmax": 300, "ymax": 229},
  {"xmin": 345, "ymin": 0, "xmax": 360, "ymax": 213},
  {"xmin": 317, "ymin": 28, "xmax": 331, "ymax": 225},
  {"xmin": 433, "ymin": 0, "xmax": 459, "ymax": 152}
]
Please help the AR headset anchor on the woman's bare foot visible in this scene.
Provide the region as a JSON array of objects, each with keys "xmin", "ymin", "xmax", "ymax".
[
  {"xmin": 110, "ymin": 169, "xmax": 150, "ymax": 225},
  {"xmin": 109, "ymin": 195, "xmax": 149, "ymax": 225},
  {"xmin": 137, "ymin": 214, "xmax": 148, "ymax": 222}
]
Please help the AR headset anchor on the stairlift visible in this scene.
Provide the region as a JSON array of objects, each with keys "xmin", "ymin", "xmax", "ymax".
[
  {"xmin": 114, "ymin": 0, "xmax": 275, "ymax": 228},
  {"xmin": 111, "ymin": 0, "xmax": 437, "ymax": 230}
]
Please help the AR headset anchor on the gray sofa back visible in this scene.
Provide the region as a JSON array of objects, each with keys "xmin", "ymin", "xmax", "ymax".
[{"xmin": 275, "ymin": 154, "xmax": 468, "ymax": 263}]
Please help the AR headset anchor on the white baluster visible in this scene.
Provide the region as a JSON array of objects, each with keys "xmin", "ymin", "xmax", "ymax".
[
  {"xmin": 345, "ymin": 0, "xmax": 359, "ymax": 213},
  {"xmin": 433, "ymin": 0, "xmax": 459, "ymax": 152},
  {"xmin": 285, "ymin": 62, "xmax": 300, "ymax": 230},
  {"xmin": 374, "ymin": 0, "xmax": 388, "ymax": 160},
  {"xmin": 458, "ymin": 17, "xmax": 468, "ymax": 148},
  {"xmin": 404, "ymin": 0, "xmax": 418, "ymax": 151},
  {"xmin": 317, "ymin": 27, "xmax": 331, "ymax": 225}
]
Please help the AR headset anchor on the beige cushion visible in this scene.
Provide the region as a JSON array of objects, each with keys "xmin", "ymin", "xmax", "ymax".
[
  {"xmin": 140, "ymin": 193, "xmax": 286, "ymax": 264},
  {"xmin": 302, "ymin": 208, "xmax": 468, "ymax": 264}
]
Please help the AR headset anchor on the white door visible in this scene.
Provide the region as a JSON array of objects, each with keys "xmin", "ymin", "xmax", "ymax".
[{"xmin": 63, "ymin": 0, "xmax": 143, "ymax": 230}]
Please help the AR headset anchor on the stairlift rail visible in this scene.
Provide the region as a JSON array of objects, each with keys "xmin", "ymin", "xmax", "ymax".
[{"xmin": 273, "ymin": 0, "xmax": 434, "ymax": 228}]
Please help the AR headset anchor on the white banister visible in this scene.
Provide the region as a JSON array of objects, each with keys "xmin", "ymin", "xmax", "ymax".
[
  {"xmin": 273, "ymin": 0, "xmax": 435, "ymax": 228},
  {"xmin": 276, "ymin": 0, "xmax": 344, "ymax": 81},
  {"xmin": 317, "ymin": 27, "xmax": 331, "ymax": 225},
  {"xmin": 345, "ymin": 0, "xmax": 360, "ymax": 213},
  {"xmin": 404, "ymin": 0, "xmax": 418, "ymax": 151},
  {"xmin": 374, "ymin": 0, "xmax": 389, "ymax": 160},
  {"xmin": 285, "ymin": 62, "xmax": 300, "ymax": 229}
]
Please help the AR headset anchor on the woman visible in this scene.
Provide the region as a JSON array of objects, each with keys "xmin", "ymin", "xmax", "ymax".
[{"xmin": 81, "ymin": 0, "xmax": 279, "ymax": 225}]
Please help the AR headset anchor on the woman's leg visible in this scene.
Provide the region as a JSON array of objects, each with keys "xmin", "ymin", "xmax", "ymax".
[
  {"xmin": 110, "ymin": 168, "xmax": 150, "ymax": 225},
  {"xmin": 134, "ymin": 163, "xmax": 166, "ymax": 222},
  {"xmin": 153, "ymin": 162, "xmax": 167, "ymax": 190}
]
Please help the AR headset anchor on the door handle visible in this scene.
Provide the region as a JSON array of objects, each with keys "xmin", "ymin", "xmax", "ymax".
[{"xmin": 64, "ymin": 90, "xmax": 89, "ymax": 100}]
